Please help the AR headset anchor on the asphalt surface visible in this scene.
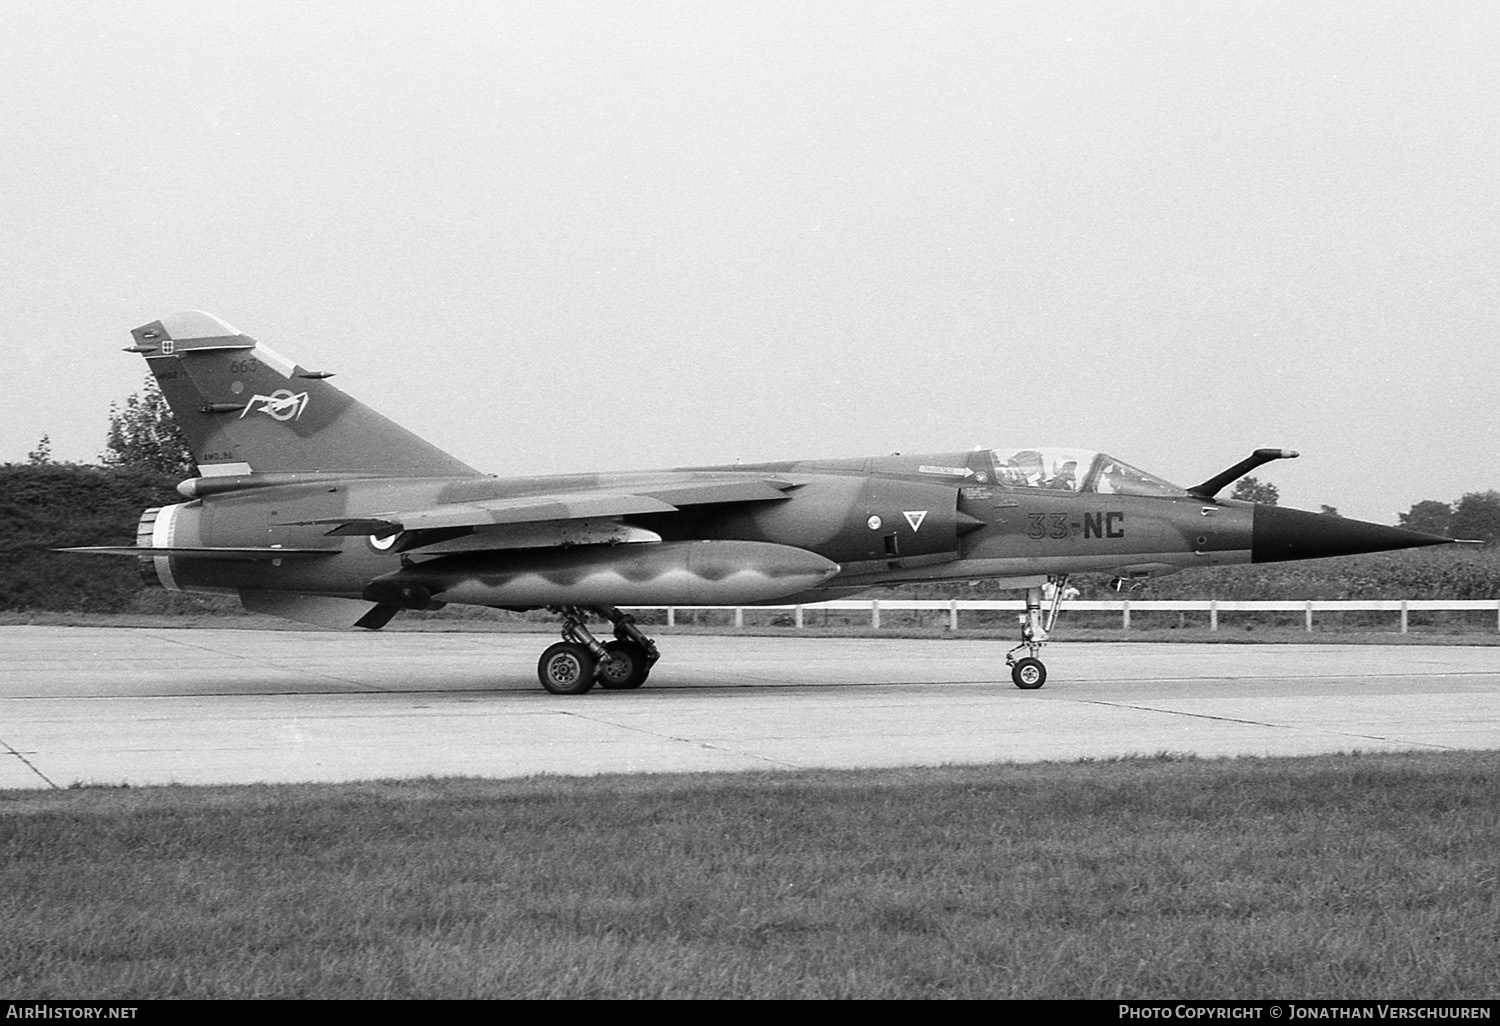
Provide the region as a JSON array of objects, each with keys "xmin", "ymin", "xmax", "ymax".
[{"xmin": 2, "ymin": 626, "xmax": 1497, "ymax": 789}]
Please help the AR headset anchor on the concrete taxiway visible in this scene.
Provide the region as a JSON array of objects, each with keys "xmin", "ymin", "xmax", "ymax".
[{"xmin": 2, "ymin": 626, "xmax": 1497, "ymax": 789}]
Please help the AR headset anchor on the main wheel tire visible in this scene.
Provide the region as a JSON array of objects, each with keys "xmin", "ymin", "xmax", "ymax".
[
  {"xmin": 596, "ymin": 640, "xmax": 651, "ymax": 690},
  {"xmin": 1010, "ymin": 657, "xmax": 1047, "ymax": 690},
  {"xmin": 538, "ymin": 642, "xmax": 597, "ymax": 695}
]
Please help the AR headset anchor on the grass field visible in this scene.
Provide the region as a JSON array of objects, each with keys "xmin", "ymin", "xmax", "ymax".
[{"xmin": 3, "ymin": 752, "xmax": 1497, "ymax": 999}]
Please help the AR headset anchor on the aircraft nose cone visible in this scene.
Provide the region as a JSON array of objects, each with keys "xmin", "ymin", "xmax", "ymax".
[{"xmin": 1252, "ymin": 505, "xmax": 1453, "ymax": 563}]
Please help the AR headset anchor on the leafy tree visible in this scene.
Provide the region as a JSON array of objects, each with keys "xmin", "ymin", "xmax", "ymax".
[
  {"xmin": 1319, "ymin": 505, "xmax": 1341, "ymax": 517},
  {"xmin": 1230, "ymin": 476, "xmax": 1279, "ymax": 505},
  {"xmin": 1450, "ymin": 491, "xmax": 1500, "ymax": 545},
  {"xmin": 1399, "ymin": 500, "xmax": 1454, "ymax": 537},
  {"xmin": 26, "ymin": 434, "xmax": 53, "ymax": 466},
  {"xmin": 101, "ymin": 374, "xmax": 195, "ymax": 478}
]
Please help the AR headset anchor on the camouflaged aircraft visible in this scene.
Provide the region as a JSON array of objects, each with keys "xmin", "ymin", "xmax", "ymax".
[{"xmin": 62, "ymin": 312, "xmax": 1453, "ymax": 693}]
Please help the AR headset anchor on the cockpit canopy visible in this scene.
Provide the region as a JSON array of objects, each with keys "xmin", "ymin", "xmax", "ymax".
[{"xmin": 987, "ymin": 448, "xmax": 1186, "ymax": 497}]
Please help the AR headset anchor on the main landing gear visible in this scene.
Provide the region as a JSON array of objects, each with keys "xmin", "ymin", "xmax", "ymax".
[
  {"xmin": 537, "ymin": 606, "xmax": 661, "ymax": 695},
  {"xmin": 1006, "ymin": 576, "xmax": 1069, "ymax": 690}
]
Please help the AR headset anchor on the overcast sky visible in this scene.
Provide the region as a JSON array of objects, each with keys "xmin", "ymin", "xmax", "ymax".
[{"xmin": 3, "ymin": 1, "xmax": 1497, "ymax": 522}]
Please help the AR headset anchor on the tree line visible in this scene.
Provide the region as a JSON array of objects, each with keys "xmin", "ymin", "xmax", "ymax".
[
  {"xmin": 25, "ymin": 374, "xmax": 195, "ymax": 478},
  {"xmin": 1396, "ymin": 495, "xmax": 1500, "ymax": 544}
]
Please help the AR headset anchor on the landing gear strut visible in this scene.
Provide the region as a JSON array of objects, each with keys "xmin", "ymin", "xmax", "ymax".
[
  {"xmin": 1005, "ymin": 576, "xmax": 1068, "ymax": 689},
  {"xmin": 536, "ymin": 606, "xmax": 661, "ymax": 695}
]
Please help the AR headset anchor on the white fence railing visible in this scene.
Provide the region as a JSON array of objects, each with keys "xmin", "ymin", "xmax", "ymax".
[{"xmin": 623, "ymin": 600, "xmax": 1500, "ymax": 634}]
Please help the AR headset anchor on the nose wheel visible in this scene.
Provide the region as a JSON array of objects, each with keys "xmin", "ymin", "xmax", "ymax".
[{"xmin": 1009, "ymin": 657, "xmax": 1046, "ymax": 689}]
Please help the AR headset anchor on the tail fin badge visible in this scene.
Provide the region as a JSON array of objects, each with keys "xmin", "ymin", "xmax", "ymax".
[{"xmin": 240, "ymin": 389, "xmax": 310, "ymax": 422}]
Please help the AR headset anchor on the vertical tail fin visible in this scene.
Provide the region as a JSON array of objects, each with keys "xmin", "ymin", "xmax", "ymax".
[{"xmin": 129, "ymin": 312, "xmax": 480, "ymax": 479}]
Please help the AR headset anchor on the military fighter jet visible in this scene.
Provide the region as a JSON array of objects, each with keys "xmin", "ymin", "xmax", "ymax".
[{"xmin": 62, "ymin": 312, "xmax": 1452, "ymax": 693}]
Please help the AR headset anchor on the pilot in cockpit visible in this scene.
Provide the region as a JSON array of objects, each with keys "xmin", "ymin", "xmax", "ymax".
[{"xmin": 1046, "ymin": 460, "xmax": 1079, "ymax": 491}]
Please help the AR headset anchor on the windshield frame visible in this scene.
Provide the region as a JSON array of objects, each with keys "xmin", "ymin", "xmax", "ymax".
[{"xmin": 986, "ymin": 448, "xmax": 1187, "ymax": 498}]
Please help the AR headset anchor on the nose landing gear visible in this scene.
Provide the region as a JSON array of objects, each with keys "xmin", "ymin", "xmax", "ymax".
[{"xmin": 1005, "ymin": 576, "xmax": 1068, "ymax": 689}]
